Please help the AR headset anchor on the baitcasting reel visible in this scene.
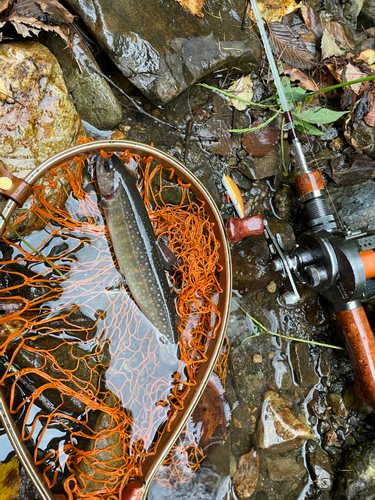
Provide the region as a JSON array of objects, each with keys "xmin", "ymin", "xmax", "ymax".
[{"xmin": 227, "ymin": 167, "xmax": 375, "ymax": 410}]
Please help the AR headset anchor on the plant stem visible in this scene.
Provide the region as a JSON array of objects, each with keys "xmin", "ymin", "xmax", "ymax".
[
  {"xmin": 228, "ymin": 109, "xmax": 281, "ymax": 133},
  {"xmin": 198, "ymin": 83, "xmax": 277, "ymax": 109},
  {"xmin": 306, "ymin": 74, "xmax": 375, "ymax": 98},
  {"xmin": 238, "ymin": 305, "xmax": 345, "ymax": 350}
]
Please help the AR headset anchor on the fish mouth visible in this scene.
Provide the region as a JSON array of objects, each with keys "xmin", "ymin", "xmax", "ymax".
[{"xmin": 102, "ymin": 191, "xmax": 117, "ymax": 201}]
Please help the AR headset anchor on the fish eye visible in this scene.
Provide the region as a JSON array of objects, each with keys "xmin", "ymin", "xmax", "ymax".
[{"xmin": 103, "ymin": 162, "xmax": 110, "ymax": 171}]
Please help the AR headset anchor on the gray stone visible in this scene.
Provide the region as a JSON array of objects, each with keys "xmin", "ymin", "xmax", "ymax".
[
  {"xmin": 344, "ymin": 0, "xmax": 365, "ymax": 22},
  {"xmin": 358, "ymin": 0, "xmax": 375, "ymax": 29},
  {"xmin": 327, "ymin": 180, "xmax": 375, "ymax": 231},
  {"xmin": 307, "ymin": 441, "xmax": 335, "ymax": 491},
  {"xmin": 267, "ymin": 456, "xmax": 306, "ymax": 482},
  {"xmin": 326, "ymin": 393, "xmax": 347, "ymax": 417},
  {"xmin": 289, "ymin": 342, "xmax": 319, "ymax": 388},
  {"xmin": 238, "ymin": 146, "xmax": 280, "ymax": 180},
  {"xmin": 335, "ymin": 440, "xmax": 375, "ymax": 499},
  {"xmin": 45, "ymin": 32, "xmax": 123, "ymax": 130},
  {"xmin": 64, "ymin": 0, "xmax": 261, "ymax": 104}
]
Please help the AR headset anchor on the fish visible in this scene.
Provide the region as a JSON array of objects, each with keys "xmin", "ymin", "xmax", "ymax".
[
  {"xmin": 96, "ymin": 153, "xmax": 177, "ymax": 345},
  {"xmin": 222, "ymin": 173, "xmax": 245, "ymax": 218}
]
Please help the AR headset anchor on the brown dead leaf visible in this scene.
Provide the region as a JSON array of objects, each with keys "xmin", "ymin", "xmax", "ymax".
[
  {"xmin": 344, "ymin": 63, "xmax": 368, "ymax": 94},
  {"xmin": 232, "ymin": 449, "xmax": 260, "ymax": 500},
  {"xmin": 284, "ymin": 66, "xmax": 319, "ymax": 91},
  {"xmin": 0, "ymin": 456, "xmax": 22, "ymax": 500},
  {"xmin": 364, "ymin": 88, "xmax": 375, "ymax": 127},
  {"xmin": 0, "ymin": 0, "xmax": 12, "ymax": 15},
  {"xmin": 242, "ymin": 122, "xmax": 280, "ymax": 157},
  {"xmin": 37, "ymin": 0, "xmax": 75, "ymax": 24},
  {"xmin": 268, "ymin": 20, "xmax": 315, "ymax": 69},
  {"xmin": 175, "ymin": 0, "xmax": 205, "ymax": 18},
  {"xmin": 255, "ymin": 0, "xmax": 299, "ymax": 24},
  {"xmin": 329, "ymin": 154, "xmax": 375, "ymax": 185},
  {"xmin": 300, "ymin": 2, "xmax": 324, "ymax": 39},
  {"xmin": 325, "ymin": 21, "xmax": 355, "ymax": 50}
]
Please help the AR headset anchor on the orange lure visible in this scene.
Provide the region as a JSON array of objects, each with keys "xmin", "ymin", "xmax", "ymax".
[{"xmin": 222, "ymin": 174, "xmax": 245, "ymax": 218}]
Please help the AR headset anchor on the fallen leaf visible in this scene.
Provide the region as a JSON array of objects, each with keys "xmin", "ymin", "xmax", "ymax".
[
  {"xmin": 344, "ymin": 63, "xmax": 368, "ymax": 94},
  {"xmin": 357, "ymin": 49, "xmax": 375, "ymax": 66},
  {"xmin": 329, "ymin": 154, "xmax": 375, "ymax": 185},
  {"xmin": 268, "ymin": 20, "xmax": 316, "ymax": 69},
  {"xmin": 0, "ymin": 0, "xmax": 12, "ymax": 15},
  {"xmin": 364, "ymin": 88, "xmax": 375, "ymax": 127},
  {"xmin": 232, "ymin": 449, "xmax": 260, "ymax": 500},
  {"xmin": 284, "ymin": 66, "xmax": 319, "ymax": 91},
  {"xmin": 255, "ymin": 0, "xmax": 299, "ymax": 24},
  {"xmin": 242, "ymin": 121, "xmax": 280, "ymax": 157},
  {"xmin": 228, "ymin": 75, "xmax": 253, "ymax": 111},
  {"xmin": 175, "ymin": 0, "xmax": 205, "ymax": 17},
  {"xmin": 300, "ymin": 2, "xmax": 324, "ymax": 39},
  {"xmin": 191, "ymin": 373, "xmax": 231, "ymax": 450},
  {"xmin": 321, "ymin": 30, "xmax": 347, "ymax": 60},
  {"xmin": 325, "ymin": 21, "xmax": 355, "ymax": 50},
  {"xmin": 0, "ymin": 456, "xmax": 22, "ymax": 500},
  {"xmin": 200, "ymin": 117, "xmax": 236, "ymax": 156},
  {"xmin": 37, "ymin": 0, "xmax": 75, "ymax": 24}
]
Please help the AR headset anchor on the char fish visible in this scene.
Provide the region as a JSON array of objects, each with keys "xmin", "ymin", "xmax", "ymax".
[{"xmin": 96, "ymin": 153, "xmax": 177, "ymax": 344}]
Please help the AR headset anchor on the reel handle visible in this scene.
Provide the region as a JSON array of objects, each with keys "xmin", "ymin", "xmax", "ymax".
[
  {"xmin": 226, "ymin": 214, "xmax": 264, "ymax": 243},
  {"xmin": 336, "ymin": 303, "xmax": 375, "ymax": 410}
]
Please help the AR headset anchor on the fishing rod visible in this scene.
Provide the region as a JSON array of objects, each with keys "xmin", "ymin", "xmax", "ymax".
[{"xmin": 227, "ymin": 0, "xmax": 375, "ymax": 410}]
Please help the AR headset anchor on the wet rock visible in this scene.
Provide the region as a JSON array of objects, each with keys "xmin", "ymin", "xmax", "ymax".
[
  {"xmin": 335, "ymin": 440, "xmax": 375, "ymax": 499},
  {"xmin": 65, "ymin": 0, "xmax": 261, "ymax": 104},
  {"xmin": 0, "ymin": 41, "xmax": 86, "ymax": 235},
  {"xmin": 45, "ymin": 32, "xmax": 123, "ymax": 130},
  {"xmin": 325, "ymin": 429, "xmax": 338, "ymax": 446},
  {"xmin": 238, "ymin": 146, "xmax": 280, "ymax": 180},
  {"xmin": 358, "ymin": 0, "xmax": 375, "ymax": 29},
  {"xmin": 307, "ymin": 390, "xmax": 331, "ymax": 421},
  {"xmin": 348, "ymin": 121, "xmax": 375, "ymax": 154},
  {"xmin": 254, "ymin": 391, "xmax": 311, "ymax": 454},
  {"xmin": 231, "ymin": 220, "xmax": 295, "ymax": 293},
  {"xmin": 304, "ymin": 298, "xmax": 330, "ymax": 327},
  {"xmin": 343, "ymin": 384, "xmax": 373, "ymax": 415},
  {"xmin": 328, "ymin": 179, "xmax": 375, "ymax": 231},
  {"xmin": 289, "ymin": 342, "xmax": 319, "ymax": 388},
  {"xmin": 14, "ymin": 334, "xmax": 104, "ymax": 415},
  {"xmin": 232, "ymin": 449, "xmax": 259, "ymax": 499},
  {"xmin": 327, "ymin": 393, "xmax": 347, "ymax": 417},
  {"xmin": 266, "ymin": 456, "xmax": 306, "ymax": 482},
  {"xmin": 344, "ymin": 0, "xmax": 365, "ymax": 21},
  {"xmin": 307, "ymin": 441, "xmax": 334, "ymax": 491},
  {"xmin": 273, "ymin": 185, "xmax": 294, "ymax": 220},
  {"xmin": 75, "ymin": 410, "xmax": 128, "ymax": 493}
]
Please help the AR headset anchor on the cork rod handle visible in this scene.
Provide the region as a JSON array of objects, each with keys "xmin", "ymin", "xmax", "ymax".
[{"xmin": 336, "ymin": 305, "xmax": 375, "ymax": 410}]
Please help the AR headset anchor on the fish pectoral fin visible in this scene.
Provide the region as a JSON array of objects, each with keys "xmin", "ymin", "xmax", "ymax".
[
  {"xmin": 98, "ymin": 198, "xmax": 108, "ymax": 209},
  {"xmin": 157, "ymin": 240, "xmax": 179, "ymax": 271}
]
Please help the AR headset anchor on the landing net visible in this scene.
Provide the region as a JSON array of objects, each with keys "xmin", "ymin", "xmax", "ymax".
[{"xmin": 0, "ymin": 139, "xmax": 227, "ymax": 499}]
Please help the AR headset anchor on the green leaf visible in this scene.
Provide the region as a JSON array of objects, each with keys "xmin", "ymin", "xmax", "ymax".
[
  {"xmin": 293, "ymin": 115, "xmax": 327, "ymax": 136},
  {"xmin": 294, "ymin": 106, "xmax": 348, "ymax": 125},
  {"xmin": 197, "ymin": 83, "xmax": 272, "ymax": 108}
]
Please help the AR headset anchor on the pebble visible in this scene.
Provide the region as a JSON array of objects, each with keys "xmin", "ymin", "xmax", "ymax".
[
  {"xmin": 267, "ymin": 281, "xmax": 277, "ymax": 293},
  {"xmin": 325, "ymin": 429, "xmax": 337, "ymax": 446},
  {"xmin": 254, "ymin": 391, "xmax": 311, "ymax": 453},
  {"xmin": 326, "ymin": 393, "xmax": 347, "ymax": 417},
  {"xmin": 253, "ymin": 354, "xmax": 263, "ymax": 364}
]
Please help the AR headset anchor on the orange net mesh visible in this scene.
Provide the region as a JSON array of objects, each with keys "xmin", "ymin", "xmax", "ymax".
[{"xmin": 0, "ymin": 140, "xmax": 228, "ymax": 499}]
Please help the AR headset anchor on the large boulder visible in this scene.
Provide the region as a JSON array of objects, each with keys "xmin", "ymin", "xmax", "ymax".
[
  {"xmin": 0, "ymin": 41, "xmax": 86, "ymax": 234},
  {"xmin": 64, "ymin": 0, "xmax": 262, "ymax": 104}
]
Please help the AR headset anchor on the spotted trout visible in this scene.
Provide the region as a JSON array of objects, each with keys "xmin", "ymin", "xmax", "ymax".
[{"xmin": 96, "ymin": 153, "xmax": 177, "ymax": 345}]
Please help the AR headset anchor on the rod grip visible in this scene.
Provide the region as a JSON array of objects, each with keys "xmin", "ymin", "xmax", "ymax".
[
  {"xmin": 226, "ymin": 214, "xmax": 264, "ymax": 243},
  {"xmin": 336, "ymin": 305, "xmax": 375, "ymax": 410}
]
